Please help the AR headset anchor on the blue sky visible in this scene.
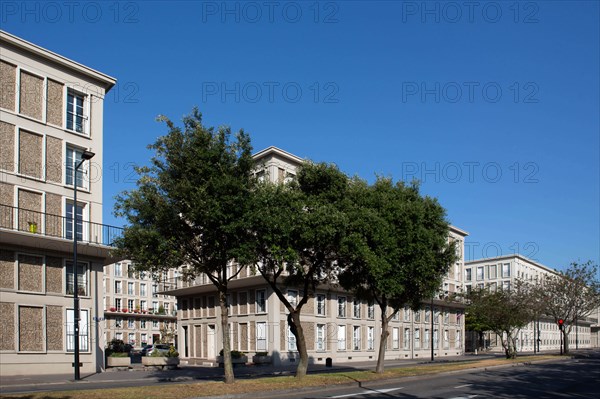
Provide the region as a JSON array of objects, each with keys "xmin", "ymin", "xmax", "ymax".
[{"xmin": 3, "ymin": 1, "xmax": 598, "ymax": 271}]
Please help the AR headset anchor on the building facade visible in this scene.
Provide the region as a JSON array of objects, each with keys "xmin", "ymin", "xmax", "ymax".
[
  {"xmin": 464, "ymin": 255, "xmax": 593, "ymax": 353},
  {"xmin": 0, "ymin": 31, "xmax": 119, "ymax": 375},
  {"xmin": 164, "ymin": 147, "xmax": 469, "ymax": 366},
  {"xmin": 103, "ymin": 260, "xmax": 178, "ymax": 347}
]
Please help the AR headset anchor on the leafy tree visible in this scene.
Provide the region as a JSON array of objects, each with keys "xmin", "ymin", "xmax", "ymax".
[
  {"xmin": 248, "ymin": 162, "xmax": 349, "ymax": 379},
  {"xmin": 465, "ymin": 282, "xmax": 536, "ymax": 359},
  {"xmin": 538, "ymin": 261, "xmax": 600, "ymax": 354},
  {"xmin": 339, "ymin": 177, "xmax": 457, "ymax": 373},
  {"xmin": 113, "ymin": 108, "xmax": 255, "ymax": 384},
  {"xmin": 464, "ymin": 310, "xmax": 492, "ymax": 352}
]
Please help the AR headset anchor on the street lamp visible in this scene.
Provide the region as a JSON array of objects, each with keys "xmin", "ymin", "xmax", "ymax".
[{"xmin": 73, "ymin": 149, "xmax": 94, "ymax": 381}]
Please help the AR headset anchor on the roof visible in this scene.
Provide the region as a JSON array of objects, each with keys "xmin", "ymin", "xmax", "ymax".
[
  {"xmin": 0, "ymin": 30, "xmax": 116, "ymax": 91},
  {"xmin": 465, "ymin": 254, "xmax": 559, "ymax": 275},
  {"xmin": 252, "ymin": 146, "xmax": 305, "ymax": 165}
]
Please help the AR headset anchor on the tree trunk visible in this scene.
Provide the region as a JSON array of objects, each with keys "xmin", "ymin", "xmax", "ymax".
[
  {"xmin": 376, "ymin": 308, "xmax": 389, "ymax": 374},
  {"xmin": 219, "ymin": 291, "xmax": 235, "ymax": 384},
  {"xmin": 563, "ymin": 330, "xmax": 570, "ymax": 354},
  {"xmin": 288, "ymin": 311, "xmax": 308, "ymax": 379},
  {"xmin": 502, "ymin": 333, "xmax": 517, "ymax": 359}
]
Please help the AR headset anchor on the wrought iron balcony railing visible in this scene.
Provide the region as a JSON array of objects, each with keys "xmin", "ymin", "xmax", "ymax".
[{"xmin": 0, "ymin": 203, "xmax": 123, "ymax": 247}]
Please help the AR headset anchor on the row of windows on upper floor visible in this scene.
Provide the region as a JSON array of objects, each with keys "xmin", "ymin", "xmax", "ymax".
[
  {"xmin": 0, "ymin": 125, "xmax": 95, "ymax": 190},
  {"xmin": 108, "ymin": 297, "xmax": 176, "ymax": 315},
  {"xmin": 465, "ymin": 263, "xmax": 512, "ymax": 281},
  {"xmin": 1, "ymin": 60, "xmax": 95, "ymax": 136},
  {"xmin": 182, "ymin": 290, "xmax": 460, "ymax": 324},
  {"xmin": 109, "ymin": 262, "xmax": 179, "ymax": 282}
]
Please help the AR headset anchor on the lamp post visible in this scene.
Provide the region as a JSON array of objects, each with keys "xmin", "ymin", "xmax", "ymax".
[
  {"xmin": 73, "ymin": 149, "xmax": 94, "ymax": 381},
  {"xmin": 430, "ymin": 297, "xmax": 434, "ymax": 362}
]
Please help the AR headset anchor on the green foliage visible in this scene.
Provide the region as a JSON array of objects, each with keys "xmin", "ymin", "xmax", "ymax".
[
  {"xmin": 339, "ymin": 177, "xmax": 457, "ymax": 310},
  {"xmin": 109, "ymin": 352, "xmax": 129, "ymax": 357},
  {"xmin": 167, "ymin": 345, "xmax": 179, "ymax": 358},
  {"xmin": 106, "ymin": 338, "xmax": 130, "ymax": 357},
  {"xmin": 465, "ymin": 283, "xmax": 536, "ymax": 358}
]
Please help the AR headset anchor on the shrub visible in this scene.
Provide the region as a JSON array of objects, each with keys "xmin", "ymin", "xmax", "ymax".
[
  {"xmin": 109, "ymin": 352, "xmax": 129, "ymax": 357},
  {"xmin": 106, "ymin": 338, "xmax": 130, "ymax": 357},
  {"xmin": 255, "ymin": 352, "xmax": 268, "ymax": 357},
  {"xmin": 219, "ymin": 349, "xmax": 244, "ymax": 359}
]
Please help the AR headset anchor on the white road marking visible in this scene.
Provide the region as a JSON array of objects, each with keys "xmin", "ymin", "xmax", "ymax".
[
  {"xmin": 454, "ymin": 384, "xmax": 473, "ymax": 389},
  {"xmin": 448, "ymin": 395, "xmax": 479, "ymax": 399},
  {"xmin": 329, "ymin": 387, "xmax": 404, "ymax": 398}
]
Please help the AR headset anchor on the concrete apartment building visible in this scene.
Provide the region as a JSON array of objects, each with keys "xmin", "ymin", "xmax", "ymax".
[
  {"xmin": 464, "ymin": 255, "xmax": 593, "ymax": 353},
  {"xmin": 103, "ymin": 260, "xmax": 178, "ymax": 347},
  {"xmin": 163, "ymin": 147, "xmax": 469, "ymax": 366},
  {"xmin": 0, "ymin": 31, "xmax": 119, "ymax": 375}
]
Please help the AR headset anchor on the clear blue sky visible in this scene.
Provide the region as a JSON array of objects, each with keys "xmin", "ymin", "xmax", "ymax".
[{"xmin": 3, "ymin": 1, "xmax": 598, "ymax": 272}]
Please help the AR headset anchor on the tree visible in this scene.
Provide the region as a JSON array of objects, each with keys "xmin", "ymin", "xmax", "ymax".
[
  {"xmin": 538, "ymin": 261, "xmax": 600, "ymax": 354},
  {"xmin": 339, "ymin": 177, "xmax": 457, "ymax": 373},
  {"xmin": 465, "ymin": 283, "xmax": 536, "ymax": 359},
  {"xmin": 114, "ymin": 108, "xmax": 255, "ymax": 383},
  {"xmin": 464, "ymin": 310, "xmax": 492, "ymax": 352},
  {"xmin": 248, "ymin": 162, "xmax": 349, "ymax": 379}
]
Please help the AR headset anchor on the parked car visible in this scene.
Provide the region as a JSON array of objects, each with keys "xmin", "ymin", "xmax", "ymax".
[{"xmin": 141, "ymin": 344, "xmax": 170, "ymax": 356}]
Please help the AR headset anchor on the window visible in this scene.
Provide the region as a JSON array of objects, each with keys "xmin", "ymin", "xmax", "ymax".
[
  {"xmin": 466, "ymin": 284, "xmax": 472, "ymax": 294},
  {"xmin": 444, "ymin": 329, "xmax": 449, "ymax": 349},
  {"xmin": 115, "ymin": 298, "xmax": 121, "ymax": 311},
  {"xmin": 128, "ymin": 282, "xmax": 134, "ymax": 295},
  {"xmin": 338, "ymin": 296, "xmax": 346, "ymax": 318},
  {"xmin": 127, "ymin": 265, "xmax": 135, "ymax": 278},
  {"xmin": 367, "ymin": 300, "xmax": 375, "ymax": 319},
  {"xmin": 392, "ymin": 310, "xmax": 399, "ymax": 320},
  {"xmin": 316, "ymin": 324, "xmax": 326, "ymax": 351},
  {"xmin": 115, "ymin": 332, "xmax": 123, "ymax": 341},
  {"xmin": 444, "ymin": 311, "xmax": 449, "ymax": 324},
  {"xmin": 476, "ymin": 266, "xmax": 484, "ymax": 281},
  {"xmin": 425, "ymin": 307, "xmax": 431, "ymax": 322},
  {"xmin": 502, "ymin": 281, "xmax": 511, "ymax": 291},
  {"xmin": 152, "ymin": 301, "xmax": 158, "ymax": 312},
  {"xmin": 353, "ymin": 299, "xmax": 361, "ymax": 318},
  {"xmin": 353, "ymin": 326, "xmax": 361, "ymax": 350},
  {"xmin": 152, "ymin": 284, "xmax": 158, "ymax": 296},
  {"xmin": 489, "ymin": 264, "xmax": 497, "ymax": 279},
  {"xmin": 287, "ymin": 290, "xmax": 298, "ymax": 308},
  {"xmin": 128, "ymin": 332, "xmax": 135, "ymax": 344},
  {"xmin": 65, "ymin": 201, "xmax": 85, "ymax": 240},
  {"xmin": 140, "ymin": 319, "xmax": 146, "ymax": 329},
  {"xmin": 256, "ymin": 289, "xmax": 266, "ymax": 313},
  {"xmin": 114, "ymin": 263, "xmax": 122, "ymax": 277},
  {"xmin": 140, "ymin": 283, "xmax": 146, "ymax": 296},
  {"xmin": 404, "ymin": 328, "xmax": 410, "ymax": 349},
  {"xmin": 465, "ymin": 268, "xmax": 472, "ymax": 281},
  {"xmin": 367, "ymin": 326, "xmax": 374, "ymax": 350},
  {"xmin": 114, "ymin": 281, "xmax": 122, "ymax": 294},
  {"xmin": 455, "ymin": 329, "xmax": 461, "ymax": 348},
  {"xmin": 66, "ymin": 308, "xmax": 89, "ymax": 352},
  {"xmin": 152, "ymin": 320, "xmax": 159, "ymax": 329},
  {"xmin": 128, "ymin": 299, "xmax": 134, "ymax": 311},
  {"xmin": 115, "ymin": 317, "xmax": 123, "ymax": 328},
  {"xmin": 415, "ymin": 309, "xmax": 421, "ymax": 322},
  {"xmin": 392, "ymin": 327, "xmax": 399, "ymax": 349},
  {"xmin": 66, "ymin": 261, "xmax": 88, "ymax": 296},
  {"xmin": 433, "ymin": 329, "xmax": 439, "ymax": 348},
  {"xmin": 141, "ymin": 300, "xmax": 147, "ymax": 311},
  {"xmin": 67, "ymin": 89, "xmax": 87, "ymax": 134},
  {"xmin": 128, "ymin": 319, "xmax": 135, "ymax": 329},
  {"xmin": 141, "ymin": 333, "xmax": 147, "ymax": 345},
  {"xmin": 337, "ymin": 325, "xmax": 346, "ymax": 350},
  {"xmin": 424, "ymin": 329, "xmax": 430, "ymax": 348},
  {"xmin": 403, "ymin": 306, "xmax": 410, "ymax": 322},
  {"xmin": 502, "ymin": 263, "xmax": 511, "ymax": 278},
  {"xmin": 288, "ymin": 326, "xmax": 297, "ymax": 351},
  {"xmin": 414, "ymin": 328, "xmax": 421, "ymax": 349},
  {"xmin": 256, "ymin": 322, "xmax": 267, "ymax": 351},
  {"xmin": 316, "ymin": 294, "xmax": 326, "ymax": 316},
  {"xmin": 66, "ymin": 146, "xmax": 89, "ymax": 188},
  {"xmin": 164, "ymin": 303, "xmax": 169, "ymax": 314}
]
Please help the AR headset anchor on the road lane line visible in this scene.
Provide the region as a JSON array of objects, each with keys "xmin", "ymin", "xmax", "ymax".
[
  {"xmin": 329, "ymin": 387, "xmax": 404, "ymax": 398},
  {"xmin": 454, "ymin": 384, "xmax": 473, "ymax": 389}
]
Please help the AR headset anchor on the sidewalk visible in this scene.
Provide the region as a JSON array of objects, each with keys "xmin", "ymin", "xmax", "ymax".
[{"xmin": 0, "ymin": 351, "xmax": 566, "ymax": 395}]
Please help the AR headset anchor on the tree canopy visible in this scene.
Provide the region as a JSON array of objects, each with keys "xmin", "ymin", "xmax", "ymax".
[{"xmin": 114, "ymin": 108, "xmax": 255, "ymax": 383}]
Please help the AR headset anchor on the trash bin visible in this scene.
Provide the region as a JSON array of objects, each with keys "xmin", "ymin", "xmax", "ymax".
[{"xmin": 326, "ymin": 357, "xmax": 332, "ymax": 367}]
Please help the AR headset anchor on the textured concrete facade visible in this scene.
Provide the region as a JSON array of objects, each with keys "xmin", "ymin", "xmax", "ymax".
[{"xmin": 0, "ymin": 30, "xmax": 116, "ymax": 376}]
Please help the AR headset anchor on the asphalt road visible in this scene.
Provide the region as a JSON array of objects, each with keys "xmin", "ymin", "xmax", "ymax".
[{"xmin": 256, "ymin": 352, "xmax": 600, "ymax": 399}]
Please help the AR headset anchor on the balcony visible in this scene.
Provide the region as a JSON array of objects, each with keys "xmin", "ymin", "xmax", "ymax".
[{"xmin": 0, "ymin": 204, "xmax": 123, "ymax": 261}]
